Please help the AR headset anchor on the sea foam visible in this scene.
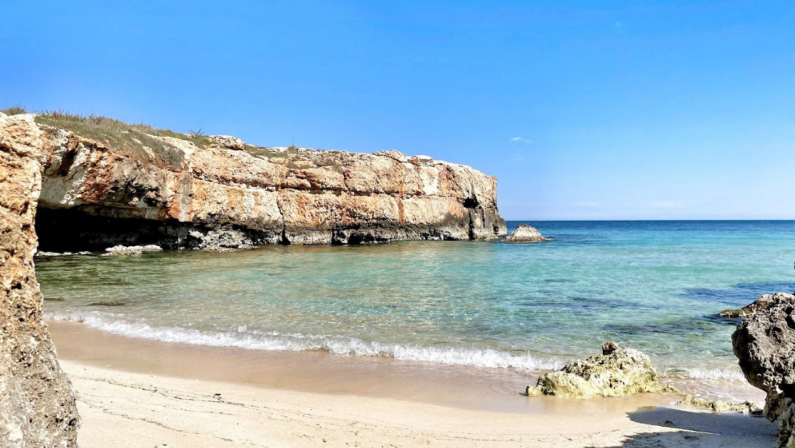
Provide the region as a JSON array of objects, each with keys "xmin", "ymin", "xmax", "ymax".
[{"xmin": 47, "ymin": 311, "xmax": 564, "ymax": 371}]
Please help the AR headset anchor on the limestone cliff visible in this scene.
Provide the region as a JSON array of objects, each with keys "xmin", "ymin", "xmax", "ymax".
[
  {"xmin": 0, "ymin": 113, "xmax": 80, "ymax": 446},
  {"xmin": 30, "ymin": 116, "xmax": 506, "ymax": 251}
]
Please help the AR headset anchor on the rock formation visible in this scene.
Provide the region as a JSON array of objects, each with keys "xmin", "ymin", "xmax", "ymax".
[
  {"xmin": 732, "ymin": 292, "xmax": 795, "ymax": 447},
  {"xmin": 720, "ymin": 293, "xmax": 780, "ymax": 319},
  {"xmin": 504, "ymin": 224, "xmax": 547, "ymax": 243},
  {"xmin": 21, "ymin": 116, "xmax": 506, "ymax": 251},
  {"xmin": 677, "ymin": 394, "xmax": 762, "ymax": 415},
  {"xmin": 0, "ymin": 113, "xmax": 80, "ymax": 446},
  {"xmin": 526, "ymin": 342, "xmax": 671, "ymax": 398}
]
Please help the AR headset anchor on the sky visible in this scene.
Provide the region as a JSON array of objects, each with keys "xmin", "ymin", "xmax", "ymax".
[{"xmin": 2, "ymin": 0, "xmax": 794, "ymax": 220}]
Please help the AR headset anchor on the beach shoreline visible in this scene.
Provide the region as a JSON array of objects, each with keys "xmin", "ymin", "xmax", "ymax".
[{"xmin": 50, "ymin": 320, "xmax": 777, "ymax": 447}]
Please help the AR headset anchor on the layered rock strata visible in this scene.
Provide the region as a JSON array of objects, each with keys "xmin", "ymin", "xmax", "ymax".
[
  {"xmin": 526, "ymin": 342, "xmax": 671, "ymax": 399},
  {"xmin": 0, "ymin": 113, "xmax": 80, "ymax": 446},
  {"xmin": 32, "ymin": 123, "xmax": 506, "ymax": 251},
  {"xmin": 733, "ymin": 292, "xmax": 795, "ymax": 447}
]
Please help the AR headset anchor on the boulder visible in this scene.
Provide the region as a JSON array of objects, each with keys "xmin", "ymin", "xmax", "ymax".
[
  {"xmin": 732, "ymin": 292, "xmax": 795, "ymax": 447},
  {"xmin": 208, "ymin": 134, "xmax": 245, "ymax": 151},
  {"xmin": 527, "ymin": 342, "xmax": 671, "ymax": 398},
  {"xmin": 505, "ymin": 224, "xmax": 547, "ymax": 243},
  {"xmin": 0, "ymin": 114, "xmax": 80, "ymax": 446}
]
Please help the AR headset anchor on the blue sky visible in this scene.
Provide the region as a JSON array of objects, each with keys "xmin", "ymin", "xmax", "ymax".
[{"xmin": 2, "ymin": 1, "xmax": 794, "ymax": 220}]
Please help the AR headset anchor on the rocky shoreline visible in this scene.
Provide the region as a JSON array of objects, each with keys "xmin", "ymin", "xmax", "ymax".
[{"xmin": 11, "ymin": 112, "xmax": 508, "ymax": 252}]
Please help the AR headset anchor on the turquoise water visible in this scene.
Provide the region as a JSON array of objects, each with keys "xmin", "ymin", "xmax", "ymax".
[{"xmin": 38, "ymin": 221, "xmax": 795, "ymax": 384}]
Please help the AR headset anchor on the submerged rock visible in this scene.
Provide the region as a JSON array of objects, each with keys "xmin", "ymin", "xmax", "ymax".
[
  {"xmin": 720, "ymin": 293, "xmax": 780, "ymax": 319},
  {"xmin": 732, "ymin": 292, "xmax": 795, "ymax": 447},
  {"xmin": 678, "ymin": 394, "xmax": 763, "ymax": 414},
  {"xmin": 0, "ymin": 114, "xmax": 80, "ymax": 446},
  {"xmin": 527, "ymin": 342, "xmax": 673, "ymax": 398},
  {"xmin": 504, "ymin": 224, "xmax": 548, "ymax": 243},
  {"xmin": 103, "ymin": 244, "xmax": 163, "ymax": 256}
]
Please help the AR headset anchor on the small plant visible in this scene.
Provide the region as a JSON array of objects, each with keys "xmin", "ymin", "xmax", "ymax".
[
  {"xmin": 1, "ymin": 105, "xmax": 27, "ymax": 116},
  {"xmin": 188, "ymin": 128, "xmax": 205, "ymax": 138}
]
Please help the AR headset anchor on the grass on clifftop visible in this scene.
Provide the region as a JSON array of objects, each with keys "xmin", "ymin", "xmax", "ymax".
[
  {"xmin": 1, "ymin": 105, "xmax": 27, "ymax": 116},
  {"xmin": 2, "ymin": 105, "xmax": 312, "ymax": 164}
]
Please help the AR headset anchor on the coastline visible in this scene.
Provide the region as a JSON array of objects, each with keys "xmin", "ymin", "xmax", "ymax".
[{"xmin": 50, "ymin": 320, "xmax": 777, "ymax": 447}]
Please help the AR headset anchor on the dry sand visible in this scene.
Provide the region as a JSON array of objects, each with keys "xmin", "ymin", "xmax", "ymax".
[{"xmin": 51, "ymin": 321, "xmax": 778, "ymax": 448}]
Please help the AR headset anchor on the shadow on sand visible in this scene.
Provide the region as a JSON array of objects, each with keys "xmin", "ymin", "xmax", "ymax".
[{"xmin": 588, "ymin": 407, "xmax": 778, "ymax": 448}]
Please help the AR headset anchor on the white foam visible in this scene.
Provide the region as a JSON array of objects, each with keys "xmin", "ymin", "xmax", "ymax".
[
  {"xmin": 662, "ymin": 367, "xmax": 748, "ymax": 382},
  {"xmin": 47, "ymin": 312, "xmax": 563, "ymax": 371}
]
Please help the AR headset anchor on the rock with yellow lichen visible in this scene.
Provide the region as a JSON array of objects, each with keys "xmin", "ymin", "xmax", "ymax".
[{"xmin": 526, "ymin": 342, "xmax": 675, "ymax": 399}]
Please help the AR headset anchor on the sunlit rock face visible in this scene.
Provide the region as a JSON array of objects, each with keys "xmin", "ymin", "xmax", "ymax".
[
  {"xmin": 33, "ymin": 124, "xmax": 506, "ymax": 251},
  {"xmin": 526, "ymin": 342, "xmax": 670, "ymax": 399},
  {"xmin": 733, "ymin": 292, "xmax": 795, "ymax": 448},
  {"xmin": 0, "ymin": 113, "xmax": 80, "ymax": 447}
]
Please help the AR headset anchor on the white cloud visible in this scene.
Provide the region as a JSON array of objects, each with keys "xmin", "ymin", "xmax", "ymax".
[{"xmin": 510, "ymin": 137, "xmax": 532, "ymax": 144}]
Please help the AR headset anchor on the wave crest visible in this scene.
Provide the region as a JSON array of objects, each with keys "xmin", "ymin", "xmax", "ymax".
[{"xmin": 47, "ymin": 312, "xmax": 564, "ymax": 371}]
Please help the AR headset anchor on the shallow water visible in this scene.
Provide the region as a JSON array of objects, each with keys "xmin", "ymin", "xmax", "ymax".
[{"xmin": 38, "ymin": 221, "xmax": 795, "ymax": 393}]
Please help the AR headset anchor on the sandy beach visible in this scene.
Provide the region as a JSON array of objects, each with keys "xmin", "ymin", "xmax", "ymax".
[{"xmin": 51, "ymin": 321, "xmax": 778, "ymax": 448}]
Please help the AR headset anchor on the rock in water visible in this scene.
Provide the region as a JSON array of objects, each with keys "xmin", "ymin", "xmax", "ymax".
[
  {"xmin": 505, "ymin": 224, "xmax": 547, "ymax": 243},
  {"xmin": 0, "ymin": 114, "xmax": 80, "ymax": 446},
  {"xmin": 720, "ymin": 293, "xmax": 779, "ymax": 319},
  {"xmin": 732, "ymin": 292, "xmax": 795, "ymax": 447},
  {"xmin": 103, "ymin": 244, "xmax": 163, "ymax": 256},
  {"xmin": 527, "ymin": 342, "xmax": 670, "ymax": 398}
]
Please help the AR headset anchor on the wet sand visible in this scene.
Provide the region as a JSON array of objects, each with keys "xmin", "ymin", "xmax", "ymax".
[{"xmin": 50, "ymin": 320, "xmax": 777, "ymax": 447}]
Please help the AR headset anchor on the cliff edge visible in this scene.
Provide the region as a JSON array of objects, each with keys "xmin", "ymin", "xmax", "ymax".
[
  {"xmin": 27, "ymin": 112, "xmax": 506, "ymax": 251},
  {"xmin": 0, "ymin": 113, "xmax": 80, "ymax": 447}
]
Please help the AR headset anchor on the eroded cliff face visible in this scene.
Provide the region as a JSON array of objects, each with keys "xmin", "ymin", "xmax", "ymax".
[
  {"xmin": 0, "ymin": 114, "xmax": 80, "ymax": 446},
  {"xmin": 34, "ymin": 123, "xmax": 506, "ymax": 251}
]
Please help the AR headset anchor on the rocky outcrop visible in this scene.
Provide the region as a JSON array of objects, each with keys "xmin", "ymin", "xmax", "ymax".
[
  {"xmin": 732, "ymin": 292, "xmax": 795, "ymax": 447},
  {"xmin": 504, "ymin": 224, "xmax": 547, "ymax": 243},
  {"xmin": 721, "ymin": 293, "xmax": 780, "ymax": 319},
  {"xmin": 526, "ymin": 342, "xmax": 671, "ymax": 398},
  {"xmin": 0, "ymin": 114, "xmax": 80, "ymax": 446},
  {"xmin": 28, "ymin": 120, "xmax": 506, "ymax": 251}
]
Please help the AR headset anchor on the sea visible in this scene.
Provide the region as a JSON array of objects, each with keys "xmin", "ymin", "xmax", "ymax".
[{"xmin": 38, "ymin": 221, "xmax": 795, "ymax": 396}]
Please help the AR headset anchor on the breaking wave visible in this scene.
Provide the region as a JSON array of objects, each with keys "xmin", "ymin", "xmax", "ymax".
[{"xmin": 47, "ymin": 311, "xmax": 564, "ymax": 371}]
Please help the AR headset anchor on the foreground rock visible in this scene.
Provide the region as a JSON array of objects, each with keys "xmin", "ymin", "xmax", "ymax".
[
  {"xmin": 0, "ymin": 114, "xmax": 80, "ymax": 446},
  {"xmin": 19, "ymin": 115, "xmax": 507, "ymax": 251},
  {"xmin": 527, "ymin": 342, "xmax": 672, "ymax": 398},
  {"xmin": 504, "ymin": 224, "xmax": 547, "ymax": 243},
  {"xmin": 733, "ymin": 292, "xmax": 795, "ymax": 447},
  {"xmin": 720, "ymin": 293, "xmax": 779, "ymax": 319}
]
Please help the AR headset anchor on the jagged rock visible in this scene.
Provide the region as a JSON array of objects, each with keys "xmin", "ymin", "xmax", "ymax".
[
  {"xmin": 720, "ymin": 293, "xmax": 779, "ymax": 319},
  {"xmin": 208, "ymin": 135, "xmax": 245, "ymax": 150},
  {"xmin": 505, "ymin": 224, "xmax": 547, "ymax": 243},
  {"xmin": 678, "ymin": 394, "xmax": 763, "ymax": 414},
  {"xmin": 25, "ymin": 120, "xmax": 507, "ymax": 251},
  {"xmin": 732, "ymin": 292, "xmax": 795, "ymax": 447},
  {"xmin": 103, "ymin": 244, "xmax": 163, "ymax": 256},
  {"xmin": 526, "ymin": 342, "xmax": 672, "ymax": 398},
  {"xmin": 0, "ymin": 114, "xmax": 80, "ymax": 446}
]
